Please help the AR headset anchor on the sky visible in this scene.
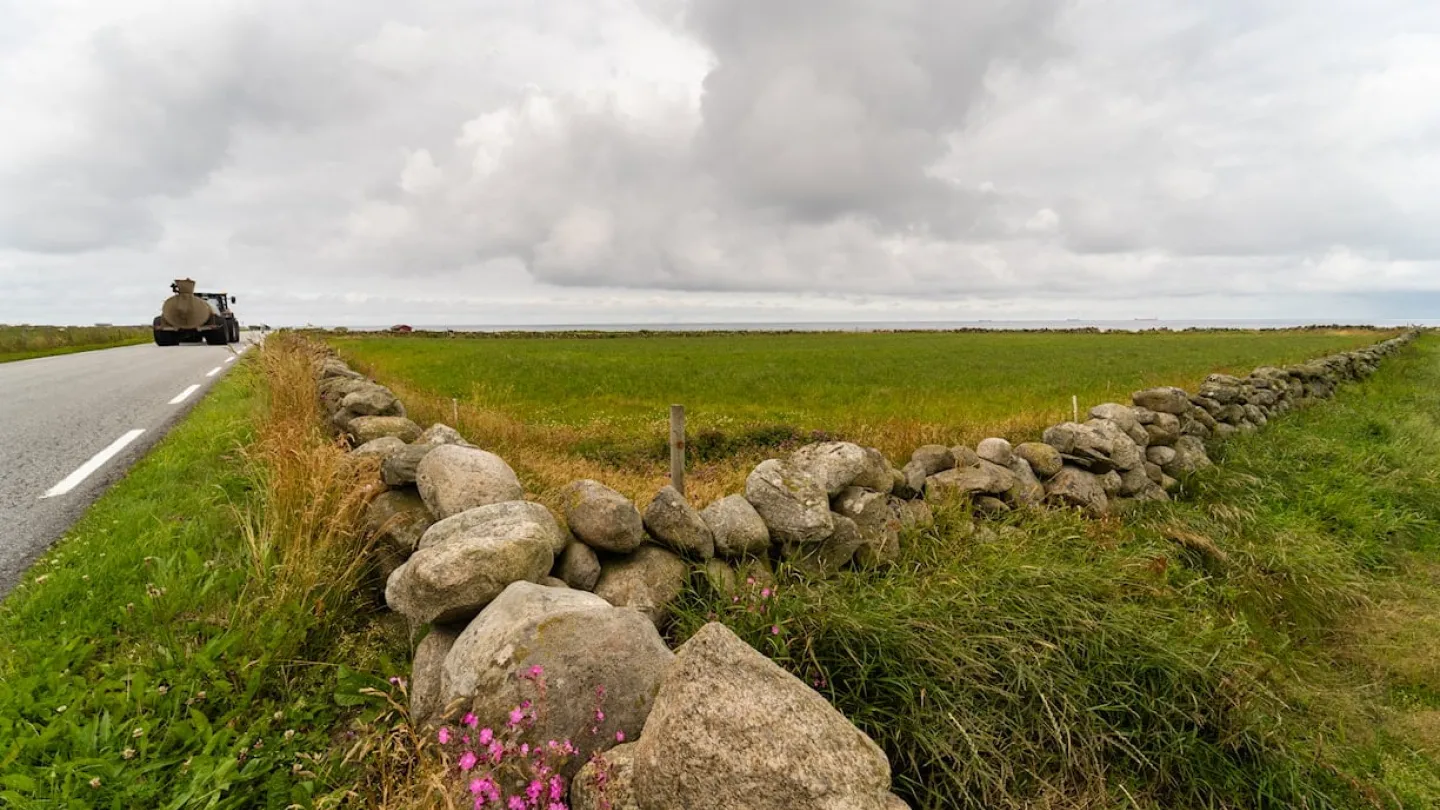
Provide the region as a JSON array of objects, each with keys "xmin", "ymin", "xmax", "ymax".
[{"xmin": 2, "ymin": 0, "xmax": 1439, "ymax": 327}]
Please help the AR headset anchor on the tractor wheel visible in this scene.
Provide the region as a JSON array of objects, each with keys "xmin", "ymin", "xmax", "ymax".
[
  {"xmin": 204, "ymin": 329, "xmax": 228, "ymax": 346},
  {"xmin": 154, "ymin": 330, "xmax": 179, "ymax": 346}
]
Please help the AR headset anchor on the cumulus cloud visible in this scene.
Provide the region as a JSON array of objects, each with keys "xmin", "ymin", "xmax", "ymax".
[{"xmin": 1, "ymin": 0, "xmax": 1439, "ymax": 325}]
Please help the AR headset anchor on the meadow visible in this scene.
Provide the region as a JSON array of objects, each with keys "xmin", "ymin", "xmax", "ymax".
[
  {"xmin": 3, "ymin": 330, "xmax": 1436, "ymax": 809},
  {"xmin": 0, "ymin": 324, "xmax": 150, "ymax": 363},
  {"xmin": 330, "ymin": 328, "xmax": 1399, "ymax": 503}
]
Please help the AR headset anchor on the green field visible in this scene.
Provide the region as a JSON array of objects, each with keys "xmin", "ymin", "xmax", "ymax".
[
  {"xmin": 331, "ymin": 329, "xmax": 1399, "ymax": 502},
  {"xmin": 0, "ymin": 325, "xmax": 150, "ymax": 363}
]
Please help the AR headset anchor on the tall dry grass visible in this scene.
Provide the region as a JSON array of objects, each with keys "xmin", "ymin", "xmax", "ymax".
[{"xmin": 240, "ymin": 333, "xmax": 379, "ymax": 618}]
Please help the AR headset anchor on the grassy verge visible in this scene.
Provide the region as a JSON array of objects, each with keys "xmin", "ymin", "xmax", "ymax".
[
  {"xmin": 673, "ymin": 333, "xmax": 1440, "ymax": 809},
  {"xmin": 0, "ymin": 336, "xmax": 408, "ymax": 808},
  {"xmin": 0, "ymin": 325, "xmax": 151, "ymax": 363}
]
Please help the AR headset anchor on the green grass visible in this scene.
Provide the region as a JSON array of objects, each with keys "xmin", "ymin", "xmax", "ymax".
[
  {"xmin": 328, "ymin": 328, "xmax": 1400, "ymax": 504},
  {"xmin": 0, "ymin": 325, "xmax": 151, "ymax": 363},
  {"xmin": 673, "ymin": 333, "xmax": 1440, "ymax": 809},
  {"xmin": 0, "ymin": 354, "xmax": 408, "ymax": 808}
]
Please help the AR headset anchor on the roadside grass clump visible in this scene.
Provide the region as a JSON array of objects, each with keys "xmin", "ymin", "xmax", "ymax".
[
  {"xmin": 330, "ymin": 328, "xmax": 1397, "ymax": 506},
  {"xmin": 0, "ymin": 324, "xmax": 151, "ymax": 363},
  {"xmin": 240, "ymin": 332, "xmax": 378, "ymax": 623},
  {"xmin": 0, "ymin": 335, "xmax": 408, "ymax": 808},
  {"xmin": 672, "ymin": 334, "xmax": 1440, "ymax": 810}
]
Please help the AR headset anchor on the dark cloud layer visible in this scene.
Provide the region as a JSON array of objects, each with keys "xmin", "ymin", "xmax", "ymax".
[{"xmin": 1, "ymin": 0, "xmax": 1439, "ymax": 325}]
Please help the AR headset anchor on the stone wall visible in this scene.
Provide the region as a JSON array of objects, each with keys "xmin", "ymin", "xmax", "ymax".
[{"xmin": 315, "ymin": 330, "xmax": 1417, "ymax": 809}]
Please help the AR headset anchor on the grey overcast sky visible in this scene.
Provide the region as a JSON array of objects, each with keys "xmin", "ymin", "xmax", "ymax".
[{"xmin": 2, "ymin": 0, "xmax": 1439, "ymax": 326}]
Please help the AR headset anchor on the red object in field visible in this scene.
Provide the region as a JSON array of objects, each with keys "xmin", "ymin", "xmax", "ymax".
[{"xmin": 390, "ymin": 324, "xmax": 414, "ymax": 333}]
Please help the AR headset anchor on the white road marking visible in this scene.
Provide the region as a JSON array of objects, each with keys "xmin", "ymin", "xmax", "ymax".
[
  {"xmin": 41, "ymin": 429, "xmax": 146, "ymax": 499},
  {"xmin": 225, "ymin": 356, "xmax": 236, "ymax": 364},
  {"xmin": 168, "ymin": 384, "xmax": 201, "ymax": 404},
  {"xmin": 206, "ymin": 366, "xmax": 222, "ymax": 377}
]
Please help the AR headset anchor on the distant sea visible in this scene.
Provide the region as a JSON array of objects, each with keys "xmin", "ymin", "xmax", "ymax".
[{"xmin": 338, "ymin": 318, "xmax": 1438, "ymax": 333}]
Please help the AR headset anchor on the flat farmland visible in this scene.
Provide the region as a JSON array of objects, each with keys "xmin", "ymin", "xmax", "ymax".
[{"xmin": 330, "ymin": 329, "xmax": 1397, "ymax": 503}]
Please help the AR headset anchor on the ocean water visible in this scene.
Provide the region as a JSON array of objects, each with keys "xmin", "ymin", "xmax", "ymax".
[{"xmin": 341, "ymin": 318, "xmax": 1438, "ymax": 334}]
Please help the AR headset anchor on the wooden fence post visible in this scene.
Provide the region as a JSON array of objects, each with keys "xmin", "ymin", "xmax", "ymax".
[{"xmin": 670, "ymin": 404, "xmax": 686, "ymax": 495}]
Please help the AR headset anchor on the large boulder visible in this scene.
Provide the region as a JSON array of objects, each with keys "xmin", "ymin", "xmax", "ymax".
[
  {"xmin": 1144, "ymin": 413, "xmax": 1182, "ymax": 446},
  {"xmin": 348, "ymin": 415, "xmax": 423, "ymax": 445},
  {"xmin": 364, "ymin": 488, "xmax": 434, "ymax": 559},
  {"xmin": 319, "ymin": 376, "xmax": 372, "ymax": 411},
  {"xmin": 1044, "ymin": 467, "xmax": 1110, "ymax": 516},
  {"xmin": 789, "ymin": 442, "xmax": 892, "ymax": 496},
  {"xmin": 440, "ymin": 583, "xmax": 673, "ymax": 779},
  {"xmin": 1041, "ymin": 422, "xmax": 1116, "ymax": 473},
  {"xmin": 896, "ymin": 461, "xmax": 928, "ymax": 499},
  {"xmin": 572, "ymin": 742, "xmax": 641, "ymax": 810},
  {"xmin": 339, "ymin": 384, "xmax": 405, "ymax": 418},
  {"xmin": 351, "ymin": 436, "xmax": 407, "ymax": 462},
  {"xmin": 1014, "ymin": 442, "xmax": 1063, "ymax": 479},
  {"xmin": 1131, "ymin": 386, "xmax": 1192, "ymax": 415},
  {"xmin": 1089, "ymin": 403, "xmax": 1149, "ymax": 446},
  {"xmin": 631, "ymin": 623, "xmax": 904, "ymax": 810},
  {"xmin": 594, "ymin": 545, "xmax": 690, "ymax": 626},
  {"xmin": 562, "ymin": 480, "xmax": 647, "ymax": 554},
  {"xmin": 745, "ymin": 459, "xmax": 834, "ymax": 545},
  {"xmin": 949, "ymin": 446, "xmax": 982, "ymax": 468},
  {"xmin": 908, "ymin": 445, "xmax": 956, "ymax": 476},
  {"xmin": 380, "ymin": 443, "xmax": 436, "ymax": 486},
  {"xmin": 319, "ymin": 358, "xmax": 364, "ymax": 380},
  {"xmin": 417, "ymin": 423, "xmax": 469, "ymax": 447},
  {"xmin": 833, "ymin": 487, "xmax": 901, "ymax": 567},
  {"xmin": 787, "ymin": 514, "xmax": 866, "ymax": 577},
  {"xmin": 415, "ymin": 445, "xmax": 523, "ymax": 520},
  {"xmin": 643, "ymin": 486, "xmax": 716, "ymax": 560},
  {"xmin": 1085, "ymin": 419, "xmax": 1144, "ymax": 471},
  {"xmin": 556, "ymin": 540, "xmax": 602, "ymax": 592},
  {"xmin": 1164, "ymin": 435, "xmax": 1213, "ymax": 477},
  {"xmin": 975, "ymin": 438, "xmax": 1013, "ymax": 467},
  {"xmin": 385, "ymin": 502, "xmax": 558, "ymax": 624},
  {"xmin": 1147, "ymin": 443, "xmax": 1180, "ymax": 469},
  {"xmin": 409, "ymin": 626, "xmax": 460, "ymax": 727},
  {"xmin": 925, "ymin": 462, "xmax": 1016, "ymax": 501},
  {"xmin": 1005, "ymin": 457, "xmax": 1046, "ymax": 507},
  {"xmin": 418, "ymin": 500, "xmax": 565, "ymax": 555},
  {"xmin": 699, "ymin": 495, "xmax": 771, "ymax": 558}
]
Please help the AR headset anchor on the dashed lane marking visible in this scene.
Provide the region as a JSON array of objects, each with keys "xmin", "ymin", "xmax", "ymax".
[
  {"xmin": 206, "ymin": 366, "xmax": 222, "ymax": 377},
  {"xmin": 168, "ymin": 384, "xmax": 201, "ymax": 405},
  {"xmin": 41, "ymin": 429, "xmax": 146, "ymax": 499}
]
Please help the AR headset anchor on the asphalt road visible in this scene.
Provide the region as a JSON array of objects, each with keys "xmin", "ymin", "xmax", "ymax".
[{"xmin": 0, "ymin": 334, "xmax": 260, "ymax": 597}]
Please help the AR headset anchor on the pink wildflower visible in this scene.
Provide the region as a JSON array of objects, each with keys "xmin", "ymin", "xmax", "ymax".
[
  {"xmin": 771, "ymin": 625, "xmax": 780, "ymax": 635},
  {"xmin": 549, "ymin": 775, "xmax": 565, "ymax": 801},
  {"xmin": 507, "ymin": 797, "xmax": 526, "ymax": 810},
  {"xmin": 615, "ymin": 730, "xmax": 626, "ymax": 742},
  {"xmin": 526, "ymin": 779, "xmax": 545, "ymax": 801},
  {"xmin": 478, "ymin": 727, "xmax": 494, "ymax": 745},
  {"xmin": 488, "ymin": 739, "xmax": 505, "ymax": 763},
  {"xmin": 462, "ymin": 712, "xmax": 479, "ymax": 729},
  {"xmin": 437, "ymin": 727, "xmax": 452, "ymax": 745},
  {"xmin": 508, "ymin": 707, "xmax": 526, "ymax": 727},
  {"xmin": 594, "ymin": 709, "xmax": 605, "ymax": 723},
  {"xmin": 458, "ymin": 751, "xmax": 479, "ymax": 771},
  {"xmin": 761, "ymin": 587, "xmax": 772, "ymax": 598},
  {"xmin": 528, "ymin": 665, "xmax": 545, "ymax": 679},
  {"xmin": 746, "ymin": 577, "xmax": 755, "ymax": 586}
]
